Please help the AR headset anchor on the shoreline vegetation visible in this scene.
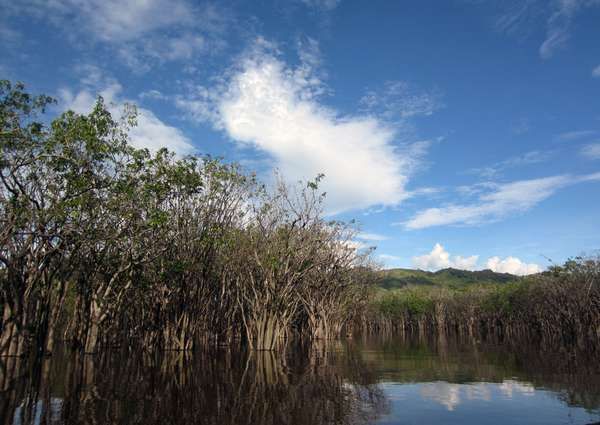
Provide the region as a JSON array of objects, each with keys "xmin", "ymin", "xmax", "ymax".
[
  {"xmin": 1, "ymin": 80, "xmax": 599, "ymax": 358},
  {"xmin": 366, "ymin": 261, "xmax": 600, "ymax": 349}
]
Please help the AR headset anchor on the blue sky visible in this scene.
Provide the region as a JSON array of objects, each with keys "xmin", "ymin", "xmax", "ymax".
[{"xmin": 2, "ymin": 0, "xmax": 600, "ymax": 274}]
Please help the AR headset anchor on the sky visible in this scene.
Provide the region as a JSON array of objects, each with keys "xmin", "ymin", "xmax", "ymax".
[{"xmin": 2, "ymin": 0, "xmax": 600, "ymax": 275}]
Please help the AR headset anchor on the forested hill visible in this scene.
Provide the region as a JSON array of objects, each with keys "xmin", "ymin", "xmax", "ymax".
[{"xmin": 379, "ymin": 268, "xmax": 521, "ymax": 289}]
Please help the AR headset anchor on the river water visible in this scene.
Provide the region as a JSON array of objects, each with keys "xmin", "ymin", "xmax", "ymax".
[{"xmin": 1, "ymin": 336, "xmax": 599, "ymax": 424}]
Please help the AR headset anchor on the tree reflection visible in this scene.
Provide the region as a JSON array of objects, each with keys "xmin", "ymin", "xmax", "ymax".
[
  {"xmin": 356, "ymin": 334, "xmax": 600, "ymax": 413},
  {"xmin": 1, "ymin": 345, "xmax": 388, "ymax": 425}
]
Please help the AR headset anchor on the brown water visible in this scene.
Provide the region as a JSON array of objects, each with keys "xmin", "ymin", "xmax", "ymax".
[{"xmin": 1, "ymin": 337, "xmax": 599, "ymax": 424}]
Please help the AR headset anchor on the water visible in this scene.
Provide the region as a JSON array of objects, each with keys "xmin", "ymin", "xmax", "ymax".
[{"xmin": 1, "ymin": 337, "xmax": 599, "ymax": 424}]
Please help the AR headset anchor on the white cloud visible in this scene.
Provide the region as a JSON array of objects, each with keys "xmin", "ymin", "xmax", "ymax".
[
  {"xmin": 12, "ymin": 0, "xmax": 225, "ymax": 42},
  {"xmin": 139, "ymin": 89, "xmax": 166, "ymax": 101},
  {"xmin": 5, "ymin": 0, "xmax": 230, "ymax": 70},
  {"xmin": 67, "ymin": 0, "xmax": 195, "ymax": 42},
  {"xmin": 494, "ymin": 0, "xmax": 539, "ymax": 36},
  {"xmin": 420, "ymin": 383, "xmax": 461, "ymax": 411},
  {"xmin": 359, "ymin": 80, "xmax": 442, "ymax": 122},
  {"xmin": 467, "ymin": 150, "xmax": 552, "ymax": 178},
  {"xmin": 0, "ymin": 23, "xmax": 20, "ymax": 43},
  {"xmin": 412, "ymin": 243, "xmax": 479, "ymax": 271},
  {"xmin": 379, "ymin": 254, "xmax": 401, "ymax": 261},
  {"xmin": 556, "ymin": 129, "xmax": 596, "ymax": 141},
  {"xmin": 537, "ymin": 0, "xmax": 600, "ymax": 59},
  {"xmin": 356, "ymin": 232, "xmax": 389, "ymax": 241},
  {"xmin": 301, "ymin": 0, "xmax": 340, "ymax": 11},
  {"xmin": 344, "ymin": 240, "xmax": 367, "ymax": 251},
  {"xmin": 499, "ymin": 380, "xmax": 535, "ymax": 398},
  {"xmin": 492, "ymin": 0, "xmax": 600, "ymax": 59},
  {"xmin": 59, "ymin": 67, "xmax": 194, "ymax": 155},
  {"xmin": 592, "ymin": 65, "xmax": 600, "ymax": 78},
  {"xmin": 539, "ymin": 0, "xmax": 580, "ymax": 59},
  {"xmin": 581, "ymin": 143, "xmax": 600, "ymax": 159},
  {"xmin": 404, "ymin": 173, "xmax": 600, "ymax": 229},
  {"xmin": 486, "ymin": 256, "xmax": 542, "ymax": 276},
  {"xmin": 412, "ymin": 244, "xmax": 541, "ymax": 276},
  {"xmin": 177, "ymin": 39, "xmax": 430, "ymax": 214},
  {"xmin": 378, "ymin": 254, "xmax": 402, "ymax": 270}
]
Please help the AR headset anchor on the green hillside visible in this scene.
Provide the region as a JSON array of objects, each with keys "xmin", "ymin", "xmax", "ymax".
[{"xmin": 378, "ymin": 267, "xmax": 520, "ymax": 290}]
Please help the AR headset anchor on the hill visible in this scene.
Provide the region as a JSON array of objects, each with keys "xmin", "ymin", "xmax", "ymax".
[{"xmin": 378, "ymin": 267, "xmax": 520, "ymax": 290}]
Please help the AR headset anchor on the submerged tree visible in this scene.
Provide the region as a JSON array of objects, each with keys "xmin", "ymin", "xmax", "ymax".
[{"xmin": 0, "ymin": 80, "xmax": 376, "ymax": 356}]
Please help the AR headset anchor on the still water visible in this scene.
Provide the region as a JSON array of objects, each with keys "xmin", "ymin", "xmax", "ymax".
[{"xmin": 1, "ymin": 337, "xmax": 599, "ymax": 424}]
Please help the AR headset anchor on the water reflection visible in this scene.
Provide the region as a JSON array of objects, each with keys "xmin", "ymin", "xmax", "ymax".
[
  {"xmin": 356, "ymin": 336, "xmax": 600, "ymax": 424},
  {"xmin": 1, "ymin": 337, "xmax": 600, "ymax": 425},
  {"xmin": 1, "ymin": 344, "xmax": 387, "ymax": 425}
]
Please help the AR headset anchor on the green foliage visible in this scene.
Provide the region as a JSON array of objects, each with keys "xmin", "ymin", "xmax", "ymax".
[
  {"xmin": 1, "ymin": 80, "xmax": 375, "ymax": 354},
  {"xmin": 375, "ymin": 287, "xmax": 435, "ymax": 318},
  {"xmin": 379, "ymin": 267, "xmax": 520, "ymax": 290},
  {"xmin": 369, "ymin": 257, "xmax": 600, "ymax": 349}
]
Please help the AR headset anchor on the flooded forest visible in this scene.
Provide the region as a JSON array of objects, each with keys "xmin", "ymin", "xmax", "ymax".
[{"xmin": 1, "ymin": 81, "xmax": 600, "ymax": 425}]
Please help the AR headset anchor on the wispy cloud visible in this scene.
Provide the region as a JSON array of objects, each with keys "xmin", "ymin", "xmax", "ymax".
[
  {"xmin": 300, "ymin": 0, "xmax": 340, "ymax": 12},
  {"xmin": 356, "ymin": 232, "xmax": 389, "ymax": 241},
  {"xmin": 0, "ymin": 22, "xmax": 20, "ymax": 43},
  {"xmin": 359, "ymin": 80, "xmax": 443, "ymax": 122},
  {"xmin": 494, "ymin": 0, "xmax": 539, "ymax": 36},
  {"xmin": 539, "ymin": 0, "xmax": 582, "ymax": 59},
  {"xmin": 378, "ymin": 254, "xmax": 402, "ymax": 268},
  {"xmin": 467, "ymin": 150, "xmax": 552, "ymax": 178},
  {"xmin": 556, "ymin": 129, "xmax": 597, "ymax": 141},
  {"xmin": 403, "ymin": 173, "xmax": 600, "ymax": 229},
  {"xmin": 412, "ymin": 243, "xmax": 541, "ymax": 276},
  {"xmin": 491, "ymin": 0, "xmax": 600, "ymax": 59},
  {"xmin": 176, "ymin": 38, "xmax": 433, "ymax": 214},
  {"xmin": 593, "ymin": 65, "xmax": 600, "ymax": 78},
  {"xmin": 581, "ymin": 143, "xmax": 600, "ymax": 159},
  {"xmin": 59, "ymin": 65, "xmax": 194, "ymax": 155},
  {"xmin": 139, "ymin": 89, "xmax": 167, "ymax": 101},
  {"xmin": 3, "ymin": 0, "xmax": 231, "ymax": 71},
  {"xmin": 510, "ymin": 117, "xmax": 531, "ymax": 135}
]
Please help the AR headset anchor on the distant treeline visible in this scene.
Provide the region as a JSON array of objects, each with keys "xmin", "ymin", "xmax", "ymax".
[
  {"xmin": 379, "ymin": 267, "xmax": 519, "ymax": 290},
  {"xmin": 0, "ymin": 80, "xmax": 376, "ymax": 356},
  {"xmin": 365, "ymin": 258, "xmax": 600, "ymax": 349}
]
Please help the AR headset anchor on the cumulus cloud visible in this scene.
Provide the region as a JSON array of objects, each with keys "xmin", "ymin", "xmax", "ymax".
[
  {"xmin": 404, "ymin": 173, "xmax": 600, "ymax": 229},
  {"xmin": 59, "ymin": 66, "xmax": 194, "ymax": 155},
  {"xmin": 412, "ymin": 243, "xmax": 541, "ymax": 276},
  {"xmin": 486, "ymin": 256, "xmax": 542, "ymax": 275},
  {"xmin": 412, "ymin": 243, "xmax": 479, "ymax": 271},
  {"xmin": 420, "ymin": 383, "xmax": 462, "ymax": 411},
  {"xmin": 177, "ymin": 39, "xmax": 431, "ymax": 214},
  {"xmin": 581, "ymin": 143, "xmax": 600, "ymax": 159}
]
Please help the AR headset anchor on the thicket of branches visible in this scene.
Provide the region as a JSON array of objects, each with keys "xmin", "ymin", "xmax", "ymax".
[
  {"xmin": 364, "ymin": 257, "xmax": 600, "ymax": 348},
  {"xmin": 0, "ymin": 80, "xmax": 376, "ymax": 356}
]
